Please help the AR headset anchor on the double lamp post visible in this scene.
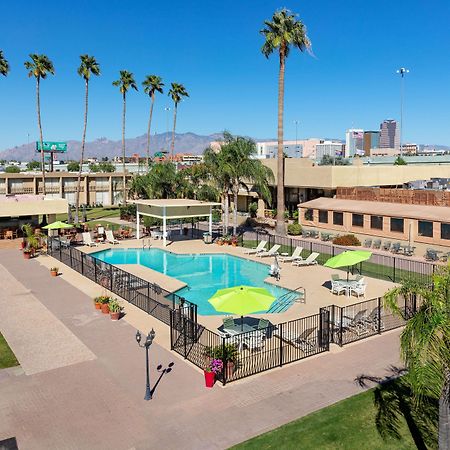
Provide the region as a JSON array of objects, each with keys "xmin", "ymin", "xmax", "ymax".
[{"xmin": 135, "ymin": 328, "xmax": 156, "ymax": 400}]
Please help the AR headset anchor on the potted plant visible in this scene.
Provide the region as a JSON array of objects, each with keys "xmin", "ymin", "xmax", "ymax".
[
  {"xmin": 204, "ymin": 358, "xmax": 223, "ymax": 388},
  {"xmin": 50, "ymin": 267, "xmax": 59, "ymax": 277},
  {"xmin": 21, "ymin": 223, "xmax": 40, "ymax": 257},
  {"xmin": 217, "ymin": 237, "xmax": 224, "ymax": 246},
  {"xmin": 23, "ymin": 249, "xmax": 32, "ymax": 260},
  {"xmin": 108, "ymin": 299, "xmax": 122, "ymax": 321},
  {"xmin": 231, "ymin": 236, "xmax": 238, "ymax": 247},
  {"xmin": 93, "ymin": 296, "xmax": 104, "ymax": 310},
  {"xmin": 99, "ymin": 296, "xmax": 111, "ymax": 314},
  {"xmin": 204, "ymin": 344, "xmax": 239, "ymax": 379}
]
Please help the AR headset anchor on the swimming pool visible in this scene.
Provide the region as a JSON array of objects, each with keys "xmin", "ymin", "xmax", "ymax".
[{"xmin": 92, "ymin": 248, "xmax": 296, "ymax": 315}]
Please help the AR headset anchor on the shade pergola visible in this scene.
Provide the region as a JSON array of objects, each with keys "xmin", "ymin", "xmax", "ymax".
[{"xmin": 131, "ymin": 199, "xmax": 221, "ymax": 246}]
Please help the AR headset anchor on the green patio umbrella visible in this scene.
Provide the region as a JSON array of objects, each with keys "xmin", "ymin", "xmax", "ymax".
[
  {"xmin": 208, "ymin": 286, "xmax": 275, "ymax": 330},
  {"xmin": 324, "ymin": 250, "xmax": 371, "ymax": 280},
  {"xmin": 42, "ymin": 221, "xmax": 74, "ymax": 230}
]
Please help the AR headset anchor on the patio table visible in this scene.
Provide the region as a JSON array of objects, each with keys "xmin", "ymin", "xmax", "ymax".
[
  {"xmin": 223, "ymin": 323, "xmax": 256, "ymax": 335},
  {"xmin": 334, "ymin": 280, "xmax": 358, "ymax": 297}
]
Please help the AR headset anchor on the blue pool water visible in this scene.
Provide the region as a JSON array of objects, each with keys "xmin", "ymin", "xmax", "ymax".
[{"xmin": 92, "ymin": 248, "xmax": 296, "ymax": 315}]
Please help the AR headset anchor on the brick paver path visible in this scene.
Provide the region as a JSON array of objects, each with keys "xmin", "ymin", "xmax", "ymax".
[{"xmin": 0, "ymin": 249, "xmax": 403, "ymax": 450}]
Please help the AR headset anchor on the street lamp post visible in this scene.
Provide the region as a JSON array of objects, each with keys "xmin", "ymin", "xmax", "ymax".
[
  {"xmin": 396, "ymin": 67, "xmax": 409, "ymax": 156},
  {"xmin": 135, "ymin": 328, "xmax": 156, "ymax": 400}
]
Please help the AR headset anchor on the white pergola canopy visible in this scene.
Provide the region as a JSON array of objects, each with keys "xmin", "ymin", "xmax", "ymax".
[{"xmin": 131, "ymin": 199, "xmax": 221, "ymax": 246}]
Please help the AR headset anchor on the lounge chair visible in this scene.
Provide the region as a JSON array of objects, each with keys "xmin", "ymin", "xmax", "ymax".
[
  {"xmin": 363, "ymin": 239, "xmax": 372, "ymax": 248},
  {"xmin": 275, "ymin": 326, "xmax": 317, "ymax": 351},
  {"xmin": 382, "ymin": 241, "xmax": 392, "ymax": 251},
  {"xmin": 279, "ymin": 246, "xmax": 303, "ymax": 263},
  {"xmin": 364, "ymin": 307, "xmax": 385, "ymax": 331},
  {"xmin": 82, "ymin": 232, "xmax": 98, "ymax": 247},
  {"xmin": 391, "ymin": 242, "xmax": 401, "ymax": 254},
  {"xmin": 292, "ymin": 252, "xmax": 319, "ymax": 266},
  {"xmin": 342, "ymin": 310, "xmax": 368, "ymax": 335},
  {"xmin": 243, "ymin": 240, "xmax": 267, "ymax": 255},
  {"xmin": 372, "ymin": 239, "xmax": 381, "ymax": 249},
  {"xmin": 105, "ymin": 230, "xmax": 119, "ymax": 245},
  {"xmin": 257, "ymin": 244, "xmax": 281, "ymax": 258}
]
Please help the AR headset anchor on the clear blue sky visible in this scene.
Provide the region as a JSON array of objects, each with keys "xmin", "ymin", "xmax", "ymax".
[{"xmin": 2, "ymin": 0, "xmax": 450, "ymax": 150}]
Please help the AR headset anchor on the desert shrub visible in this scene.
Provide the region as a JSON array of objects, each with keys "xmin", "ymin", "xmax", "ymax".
[
  {"xmin": 287, "ymin": 223, "xmax": 302, "ymax": 235},
  {"xmin": 332, "ymin": 234, "xmax": 361, "ymax": 246}
]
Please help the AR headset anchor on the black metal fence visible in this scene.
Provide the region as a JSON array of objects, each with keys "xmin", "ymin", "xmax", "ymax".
[
  {"xmin": 48, "ymin": 237, "xmax": 197, "ymax": 326},
  {"xmin": 243, "ymin": 230, "xmax": 436, "ymax": 285}
]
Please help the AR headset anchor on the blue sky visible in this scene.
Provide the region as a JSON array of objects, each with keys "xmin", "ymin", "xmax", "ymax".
[{"xmin": 2, "ymin": 0, "xmax": 450, "ymax": 150}]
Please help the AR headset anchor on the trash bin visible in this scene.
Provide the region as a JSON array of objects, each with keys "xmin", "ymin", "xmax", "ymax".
[{"xmin": 203, "ymin": 232, "xmax": 212, "ymax": 244}]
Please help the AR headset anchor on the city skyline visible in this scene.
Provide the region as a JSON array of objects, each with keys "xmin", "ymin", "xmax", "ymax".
[{"xmin": 2, "ymin": 0, "xmax": 450, "ymax": 149}]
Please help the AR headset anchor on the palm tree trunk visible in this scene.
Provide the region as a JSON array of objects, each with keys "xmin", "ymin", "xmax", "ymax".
[
  {"xmin": 439, "ymin": 381, "xmax": 450, "ymax": 450},
  {"xmin": 275, "ymin": 46, "xmax": 286, "ymax": 235},
  {"xmin": 233, "ymin": 186, "xmax": 238, "ymax": 235},
  {"xmin": 170, "ymin": 103, "xmax": 177, "ymax": 159},
  {"xmin": 223, "ymin": 192, "xmax": 230, "ymax": 235},
  {"xmin": 146, "ymin": 93, "xmax": 155, "ymax": 174},
  {"xmin": 75, "ymin": 79, "xmax": 89, "ymax": 223},
  {"xmin": 122, "ymin": 92, "xmax": 127, "ymax": 205},
  {"xmin": 36, "ymin": 77, "xmax": 46, "ymax": 196}
]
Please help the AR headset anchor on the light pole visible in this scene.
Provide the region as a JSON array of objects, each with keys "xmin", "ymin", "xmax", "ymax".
[
  {"xmin": 164, "ymin": 107, "xmax": 171, "ymax": 156},
  {"xmin": 396, "ymin": 67, "xmax": 409, "ymax": 156},
  {"xmin": 135, "ymin": 328, "xmax": 156, "ymax": 400},
  {"xmin": 294, "ymin": 120, "xmax": 300, "ymax": 157}
]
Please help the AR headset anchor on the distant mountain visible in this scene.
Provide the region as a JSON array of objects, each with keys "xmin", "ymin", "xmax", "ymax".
[{"xmin": 0, "ymin": 132, "xmax": 225, "ymax": 162}]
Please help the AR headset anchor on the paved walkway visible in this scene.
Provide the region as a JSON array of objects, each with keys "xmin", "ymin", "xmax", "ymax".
[{"xmin": 0, "ymin": 249, "xmax": 403, "ymax": 450}]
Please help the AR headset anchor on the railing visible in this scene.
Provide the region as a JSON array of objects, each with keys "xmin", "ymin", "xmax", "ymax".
[
  {"xmin": 243, "ymin": 230, "xmax": 437, "ymax": 285},
  {"xmin": 48, "ymin": 237, "xmax": 197, "ymax": 326}
]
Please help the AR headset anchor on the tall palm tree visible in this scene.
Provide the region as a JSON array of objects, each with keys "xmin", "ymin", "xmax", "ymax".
[
  {"xmin": 113, "ymin": 70, "xmax": 138, "ymax": 205},
  {"xmin": 168, "ymin": 83, "xmax": 189, "ymax": 158},
  {"xmin": 142, "ymin": 75, "xmax": 164, "ymax": 172},
  {"xmin": 24, "ymin": 54, "xmax": 55, "ymax": 195},
  {"xmin": 261, "ymin": 8, "xmax": 311, "ymax": 235},
  {"xmin": 384, "ymin": 272, "xmax": 450, "ymax": 450},
  {"xmin": 0, "ymin": 50, "xmax": 10, "ymax": 76},
  {"xmin": 75, "ymin": 55, "xmax": 100, "ymax": 223}
]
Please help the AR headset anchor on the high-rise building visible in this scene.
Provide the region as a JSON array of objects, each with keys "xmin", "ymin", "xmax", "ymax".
[
  {"xmin": 379, "ymin": 119, "xmax": 400, "ymax": 150},
  {"xmin": 363, "ymin": 131, "xmax": 380, "ymax": 156},
  {"xmin": 345, "ymin": 129, "xmax": 364, "ymax": 157}
]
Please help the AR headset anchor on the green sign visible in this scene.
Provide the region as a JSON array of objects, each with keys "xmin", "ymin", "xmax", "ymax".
[{"xmin": 35, "ymin": 141, "xmax": 67, "ymax": 153}]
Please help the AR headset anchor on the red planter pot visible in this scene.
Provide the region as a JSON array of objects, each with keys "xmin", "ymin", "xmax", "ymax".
[
  {"xmin": 110, "ymin": 311, "xmax": 120, "ymax": 321},
  {"xmin": 94, "ymin": 302, "xmax": 102, "ymax": 310},
  {"xmin": 23, "ymin": 253, "xmax": 31, "ymax": 260},
  {"xmin": 101, "ymin": 303, "xmax": 110, "ymax": 314},
  {"xmin": 204, "ymin": 370, "xmax": 215, "ymax": 388},
  {"xmin": 50, "ymin": 271, "xmax": 58, "ymax": 277}
]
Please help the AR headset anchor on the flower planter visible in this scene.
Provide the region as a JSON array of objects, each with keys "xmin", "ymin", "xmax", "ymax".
[
  {"xmin": 50, "ymin": 271, "xmax": 58, "ymax": 277},
  {"xmin": 204, "ymin": 370, "xmax": 215, "ymax": 388},
  {"xmin": 23, "ymin": 253, "xmax": 31, "ymax": 260},
  {"xmin": 94, "ymin": 302, "xmax": 101, "ymax": 310},
  {"xmin": 110, "ymin": 311, "xmax": 120, "ymax": 321},
  {"xmin": 20, "ymin": 241, "xmax": 26, "ymax": 249},
  {"xmin": 101, "ymin": 303, "xmax": 110, "ymax": 314}
]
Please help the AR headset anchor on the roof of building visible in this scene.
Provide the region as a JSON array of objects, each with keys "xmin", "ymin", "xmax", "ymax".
[
  {"xmin": 298, "ymin": 197, "xmax": 450, "ymax": 223},
  {"xmin": 0, "ymin": 195, "xmax": 68, "ymax": 218},
  {"xmin": 131, "ymin": 199, "xmax": 220, "ymax": 207}
]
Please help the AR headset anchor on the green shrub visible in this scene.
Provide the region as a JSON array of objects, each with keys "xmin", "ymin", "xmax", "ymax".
[
  {"xmin": 332, "ymin": 234, "xmax": 361, "ymax": 246},
  {"xmin": 248, "ymin": 202, "xmax": 258, "ymax": 218},
  {"xmin": 287, "ymin": 223, "xmax": 302, "ymax": 235}
]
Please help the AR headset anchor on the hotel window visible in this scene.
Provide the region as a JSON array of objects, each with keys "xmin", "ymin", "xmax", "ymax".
[
  {"xmin": 318, "ymin": 210, "xmax": 328, "ymax": 223},
  {"xmin": 352, "ymin": 213, "xmax": 364, "ymax": 227},
  {"xmin": 370, "ymin": 215, "xmax": 383, "ymax": 230},
  {"xmin": 304, "ymin": 209, "xmax": 313, "ymax": 221},
  {"xmin": 418, "ymin": 221, "xmax": 433, "ymax": 238},
  {"xmin": 390, "ymin": 217, "xmax": 404, "ymax": 233},
  {"xmin": 333, "ymin": 212, "xmax": 343, "ymax": 226},
  {"xmin": 441, "ymin": 223, "xmax": 450, "ymax": 240}
]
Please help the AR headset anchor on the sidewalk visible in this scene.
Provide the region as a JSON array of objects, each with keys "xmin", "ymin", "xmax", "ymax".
[{"xmin": 0, "ymin": 249, "xmax": 403, "ymax": 450}]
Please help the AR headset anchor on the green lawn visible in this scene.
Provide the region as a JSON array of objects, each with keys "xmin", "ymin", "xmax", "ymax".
[
  {"xmin": 233, "ymin": 382, "xmax": 437, "ymax": 450},
  {"xmin": 0, "ymin": 333, "xmax": 18, "ymax": 369},
  {"xmin": 86, "ymin": 220, "xmax": 133, "ymax": 232},
  {"xmin": 55, "ymin": 206, "xmax": 120, "ymax": 222}
]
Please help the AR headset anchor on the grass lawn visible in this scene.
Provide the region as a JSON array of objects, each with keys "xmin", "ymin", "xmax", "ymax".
[
  {"xmin": 86, "ymin": 220, "xmax": 133, "ymax": 232},
  {"xmin": 0, "ymin": 333, "xmax": 18, "ymax": 369},
  {"xmin": 233, "ymin": 382, "xmax": 437, "ymax": 450},
  {"xmin": 55, "ymin": 206, "xmax": 120, "ymax": 222}
]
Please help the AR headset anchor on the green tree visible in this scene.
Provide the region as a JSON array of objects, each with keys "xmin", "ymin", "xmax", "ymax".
[
  {"xmin": 261, "ymin": 9, "xmax": 311, "ymax": 235},
  {"xmin": 384, "ymin": 272, "xmax": 450, "ymax": 449},
  {"xmin": 168, "ymin": 83, "xmax": 189, "ymax": 158},
  {"xmin": 142, "ymin": 75, "xmax": 164, "ymax": 172},
  {"xmin": 75, "ymin": 55, "xmax": 100, "ymax": 223},
  {"xmin": 0, "ymin": 50, "xmax": 10, "ymax": 76},
  {"xmin": 319, "ymin": 155, "xmax": 350, "ymax": 166},
  {"xmin": 24, "ymin": 54, "xmax": 55, "ymax": 194},
  {"xmin": 88, "ymin": 163, "xmax": 99, "ymax": 172},
  {"xmin": 26, "ymin": 160, "xmax": 40, "ymax": 171},
  {"xmin": 67, "ymin": 161, "xmax": 80, "ymax": 172},
  {"xmin": 98, "ymin": 161, "xmax": 115, "ymax": 172},
  {"xmin": 394, "ymin": 156, "xmax": 407, "ymax": 165},
  {"xmin": 5, "ymin": 165, "xmax": 20, "ymax": 173},
  {"xmin": 113, "ymin": 70, "xmax": 138, "ymax": 204}
]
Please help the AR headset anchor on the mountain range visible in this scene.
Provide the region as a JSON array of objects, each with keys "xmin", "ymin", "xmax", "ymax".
[{"xmin": 0, "ymin": 132, "xmax": 225, "ymax": 162}]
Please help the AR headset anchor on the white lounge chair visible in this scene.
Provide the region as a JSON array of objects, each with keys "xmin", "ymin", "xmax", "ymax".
[
  {"xmin": 292, "ymin": 252, "xmax": 319, "ymax": 266},
  {"xmin": 257, "ymin": 244, "xmax": 281, "ymax": 258},
  {"xmin": 82, "ymin": 232, "xmax": 98, "ymax": 247},
  {"xmin": 243, "ymin": 240, "xmax": 267, "ymax": 255},
  {"xmin": 279, "ymin": 246, "xmax": 303, "ymax": 263},
  {"xmin": 105, "ymin": 230, "xmax": 119, "ymax": 245}
]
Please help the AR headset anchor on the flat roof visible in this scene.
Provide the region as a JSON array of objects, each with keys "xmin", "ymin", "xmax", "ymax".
[
  {"xmin": 299, "ymin": 197, "xmax": 450, "ymax": 223},
  {"xmin": 131, "ymin": 199, "xmax": 220, "ymax": 207},
  {"xmin": 0, "ymin": 195, "xmax": 68, "ymax": 218}
]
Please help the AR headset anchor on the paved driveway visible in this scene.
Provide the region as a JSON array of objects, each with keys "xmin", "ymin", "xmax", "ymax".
[{"xmin": 0, "ymin": 250, "xmax": 403, "ymax": 450}]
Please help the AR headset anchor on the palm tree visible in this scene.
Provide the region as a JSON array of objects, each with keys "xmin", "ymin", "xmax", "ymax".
[
  {"xmin": 74, "ymin": 55, "xmax": 100, "ymax": 223},
  {"xmin": 142, "ymin": 75, "xmax": 164, "ymax": 172},
  {"xmin": 168, "ymin": 83, "xmax": 189, "ymax": 158},
  {"xmin": 261, "ymin": 8, "xmax": 311, "ymax": 235},
  {"xmin": 112, "ymin": 70, "xmax": 138, "ymax": 205},
  {"xmin": 384, "ymin": 272, "xmax": 450, "ymax": 450},
  {"xmin": 0, "ymin": 50, "xmax": 9, "ymax": 76},
  {"xmin": 24, "ymin": 54, "xmax": 55, "ymax": 195}
]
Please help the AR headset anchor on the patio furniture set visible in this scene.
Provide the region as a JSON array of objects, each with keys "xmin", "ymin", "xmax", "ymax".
[
  {"xmin": 330, "ymin": 274, "xmax": 367, "ymax": 298},
  {"xmin": 364, "ymin": 239, "xmax": 416, "ymax": 256},
  {"xmin": 244, "ymin": 242, "xmax": 319, "ymax": 266},
  {"xmin": 334, "ymin": 306, "xmax": 385, "ymax": 338},
  {"xmin": 425, "ymin": 248, "xmax": 450, "ymax": 262}
]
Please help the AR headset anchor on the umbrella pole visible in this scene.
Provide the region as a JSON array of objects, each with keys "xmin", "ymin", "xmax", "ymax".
[
  {"xmin": 347, "ymin": 267, "xmax": 349, "ymax": 281},
  {"xmin": 241, "ymin": 315, "xmax": 243, "ymax": 331}
]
